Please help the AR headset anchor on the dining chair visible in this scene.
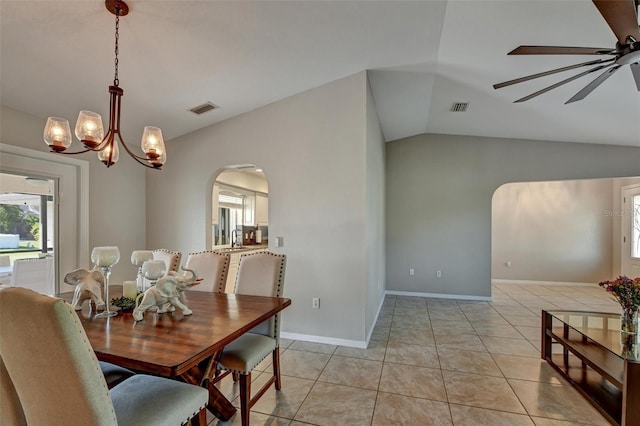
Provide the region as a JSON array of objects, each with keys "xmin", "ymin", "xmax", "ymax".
[
  {"xmin": 99, "ymin": 361, "xmax": 136, "ymax": 389},
  {"xmin": 152, "ymin": 249, "xmax": 182, "ymax": 272},
  {"xmin": 184, "ymin": 250, "xmax": 230, "ymax": 293},
  {"xmin": 1, "ymin": 355, "xmax": 26, "ymax": 426},
  {"xmin": 215, "ymin": 251, "xmax": 286, "ymax": 426},
  {"xmin": 0, "ymin": 287, "xmax": 209, "ymax": 426},
  {"xmin": 10, "ymin": 256, "xmax": 54, "ymax": 295}
]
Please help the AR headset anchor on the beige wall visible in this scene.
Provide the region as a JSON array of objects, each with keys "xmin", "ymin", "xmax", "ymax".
[
  {"xmin": 386, "ymin": 133, "xmax": 640, "ymax": 298},
  {"xmin": 1, "ymin": 106, "xmax": 147, "ymax": 285},
  {"xmin": 145, "ymin": 72, "xmax": 384, "ymax": 345},
  {"xmin": 364, "ymin": 75, "xmax": 386, "ymax": 339},
  {"xmin": 492, "ymin": 179, "xmax": 614, "ymax": 283}
]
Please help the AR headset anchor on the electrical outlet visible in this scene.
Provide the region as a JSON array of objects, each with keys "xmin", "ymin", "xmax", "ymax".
[
  {"xmin": 409, "ymin": 268, "xmax": 415, "ymax": 276},
  {"xmin": 436, "ymin": 270, "xmax": 442, "ymax": 278},
  {"xmin": 312, "ymin": 298, "xmax": 320, "ymax": 309}
]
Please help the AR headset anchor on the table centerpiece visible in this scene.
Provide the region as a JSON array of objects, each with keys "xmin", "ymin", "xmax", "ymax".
[{"xmin": 598, "ymin": 275, "xmax": 640, "ymax": 357}]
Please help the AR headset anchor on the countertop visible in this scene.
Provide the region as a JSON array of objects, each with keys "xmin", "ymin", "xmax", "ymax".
[{"xmin": 213, "ymin": 244, "xmax": 268, "ymax": 254}]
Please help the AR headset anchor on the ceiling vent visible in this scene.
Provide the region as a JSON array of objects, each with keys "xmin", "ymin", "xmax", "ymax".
[
  {"xmin": 450, "ymin": 102, "xmax": 468, "ymax": 112},
  {"xmin": 189, "ymin": 102, "xmax": 219, "ymax": 115}
]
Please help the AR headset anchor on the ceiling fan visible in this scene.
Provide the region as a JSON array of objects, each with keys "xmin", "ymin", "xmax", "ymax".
[{"xmin": 494, "ymin": 0, "xmax": 640, "ymax": 103}]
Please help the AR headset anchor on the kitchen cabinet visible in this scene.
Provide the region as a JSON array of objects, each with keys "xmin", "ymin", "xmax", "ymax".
[
  {"xmin": 242, "ymin": 194, "xmax": 255, "ymax": 226},
  {"xmin": 255, "ymin": 193, "xmax": 268, "ymax": 226},
  {"xmin": 211, "ymin": 183, "xmax": 220, "ymax": 225}
]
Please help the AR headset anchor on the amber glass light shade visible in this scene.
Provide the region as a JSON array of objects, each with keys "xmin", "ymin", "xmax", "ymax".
[
  {"xmin": 97, "ymin": 142, "xmax": 119, "ymax": 166},
  {"xmin": 75, "ymin": 110, "xmax": 104, "ymax": 148},
  {"xmin": 149, "ymin": 149, "xmax": 167, "ymax": 168},
  {"xmin": 43, "ymin": 117, "xmax": 72, "ymax": 152},
  {"xmin": 141, "ymin": 126, "xmax": 166, "ymax": 166}
]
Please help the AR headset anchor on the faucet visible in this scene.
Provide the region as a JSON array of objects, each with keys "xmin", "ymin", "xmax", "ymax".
[{"xmin": 231, "ymin": 229, "xmax": 242, "ymax": 248}]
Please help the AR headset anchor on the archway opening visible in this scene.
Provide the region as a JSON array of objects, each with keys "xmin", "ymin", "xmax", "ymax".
[
  {"xmin": 491, "ymin": 177, "xmax": 640, "ymax": 286},
  {"xmin": 211, "ymin": 165, "xmax": 269, "ymax": 250}
]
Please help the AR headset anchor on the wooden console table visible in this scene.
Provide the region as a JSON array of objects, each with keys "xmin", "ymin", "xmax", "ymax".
[{"xmin": 542, "ymin": 310, "xmax": 640, "ymax": 426}]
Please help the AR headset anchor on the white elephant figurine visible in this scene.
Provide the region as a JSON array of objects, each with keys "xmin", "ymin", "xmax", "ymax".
[
  {"xmin": 132, "ymin": 267, "xmax": 200, "ymax": 321},
  {"xmin": 64, "ymin": 268, "xmax": 105, "ymax": 311}
]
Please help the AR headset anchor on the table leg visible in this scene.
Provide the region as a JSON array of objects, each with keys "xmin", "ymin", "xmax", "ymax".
[{"xmin": 206, "ymin": 381, "xmax": 237, "ymax": 420}]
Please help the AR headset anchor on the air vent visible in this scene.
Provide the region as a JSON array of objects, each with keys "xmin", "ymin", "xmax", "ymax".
[
  {"xmin": 189, "ymin": 102, "xmax": 219, "ymax": 115},
  {"xmin": 450, "ymin": 102, "xmax": 468, "ymax": 112}
]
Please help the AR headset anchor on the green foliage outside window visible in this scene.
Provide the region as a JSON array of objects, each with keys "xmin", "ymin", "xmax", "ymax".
[{"xmin": 0, "ymin": 205, "xmax": 40, "ymax": 241}]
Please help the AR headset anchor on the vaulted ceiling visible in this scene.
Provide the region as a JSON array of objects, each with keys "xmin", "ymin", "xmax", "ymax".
[{"xmin": 2, "ymin": 1, "xmax": 639, "ymax": 147}]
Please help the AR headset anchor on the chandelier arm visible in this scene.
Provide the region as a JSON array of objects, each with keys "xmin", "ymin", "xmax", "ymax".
[
  {"xmin": 94, "ymin": 130, "xmax": 115, "ymax": 152},
  {"xmin": 48, "ymin": 130, "xmax": 113, "ymax": 155},
  {"xmin": 111, "ymin": 82, "xmax": 159, "ymax": 168},
  {"xmin": 115, "ymin": 131, "xmax": 161, "ymax": 169}
]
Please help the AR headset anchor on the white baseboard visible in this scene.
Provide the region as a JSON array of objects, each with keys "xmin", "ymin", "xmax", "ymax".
[
  {"xmin": 280, "ymin": 332, "xmax": 367, "ymax": 349},
  {"xmin": 385, "ymin": 290, "xmax": 492, "ymax": 301},
  {"xmin": 491, "ymin": 279, "xmax": 597, "ymax": 287},
  {"xmin": 281, "ymin": 294, "xmax": 385, "ymax": 349},
  {"xmin": 364, "ymin": 294, "xmax": 386, "ymax": 343}
]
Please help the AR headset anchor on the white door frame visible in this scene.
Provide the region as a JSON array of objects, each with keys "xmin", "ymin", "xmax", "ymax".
[
  {"xmin": 621, "ymin": 183, "xmax": 640, "ymax": 277},
  {"xmin": 0, "ymin": 143, "xmax": 89, "ymax": 291}
]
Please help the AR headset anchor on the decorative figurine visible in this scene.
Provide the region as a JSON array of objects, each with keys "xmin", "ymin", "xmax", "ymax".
[
  {"xmin": 64, "ymin": 269, "xmax": 105, "ymax": 311},
  {"xmin": 132, "ymin": 267, "xmax": 200, "ymax": 321}
]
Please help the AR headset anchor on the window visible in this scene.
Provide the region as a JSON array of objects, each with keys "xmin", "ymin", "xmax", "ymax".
[
  {"xmin": 632, "ymin": 194, "xmax": 640, "ymax": 259},
  {"xmin": 0, "ymin": 173, "xmax": 54, "ymax": 261}
]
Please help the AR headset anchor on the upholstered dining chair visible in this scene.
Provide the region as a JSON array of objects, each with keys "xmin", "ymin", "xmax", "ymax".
[
  {"xmin": 215, "ymin": 251, "xmax": 286, "ymax": 426},
  {"xmin": 184, "ymin": 250, "xmax": 230, "ymax": 293},
  {"xmin": 10, "ymin": 256, "xmax": 54, "ymax": 294},
  {"xmin": 0, "ymin": 287, "xmax": 209, "ymax": 426},
  {"xmin": 99, "ymin": 361, "xmax": 135, "ymax": 389},
  {"xmin": 1, "ymin": 355, "xmax": 26, "ymax": 426},
  {"xmin": 152, "ymin": 249, "xmax": 182, "ymax": 273}
]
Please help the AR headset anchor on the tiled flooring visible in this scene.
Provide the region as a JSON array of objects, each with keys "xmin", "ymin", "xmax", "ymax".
[{"xmin": 209, "ymin": 283, "xmax": 621, "ymax": 425}]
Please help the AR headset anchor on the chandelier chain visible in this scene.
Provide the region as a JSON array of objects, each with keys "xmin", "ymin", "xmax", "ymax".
[{"xmin": 114, "ymin": 11, "xmax": 120, "ymax": 86}]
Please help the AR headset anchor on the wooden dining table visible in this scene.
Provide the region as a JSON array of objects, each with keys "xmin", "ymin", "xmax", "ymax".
[{"xmin": 57, "ymin": 287, "xmax": 291, "ymax": 420}]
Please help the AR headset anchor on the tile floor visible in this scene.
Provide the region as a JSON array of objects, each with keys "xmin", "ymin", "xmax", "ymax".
[{"xmin": 208, "ymin": 283, "xmax": 622, "ymax": 425}]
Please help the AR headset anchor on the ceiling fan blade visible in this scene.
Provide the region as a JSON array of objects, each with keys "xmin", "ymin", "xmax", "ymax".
[
  {"xmin": 565, "ymin": 65, "xmax": 622, "ymax": 103},
  {"xmin": 514, "ymin": 64, "xmax": 611, "ymax": 102},
  {"xmin": 593, "ymin": 0, "xmax": 640, "ymax": 45},
  {"xmin": 631, "ymin": 63, "xmax": 640, "ymax": 91},
  {"xmin": 508, "ymin": 45, "xmax": 616, "ymax": 55},
  {"xmin": 493, "ymin": 58, "xmax": 614, "ymax": 89}
]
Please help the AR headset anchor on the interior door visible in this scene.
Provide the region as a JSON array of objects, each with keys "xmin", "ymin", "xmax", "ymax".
[{"xmin": 621, "ymin": 185, "xmax": 640, "ymax": 277}]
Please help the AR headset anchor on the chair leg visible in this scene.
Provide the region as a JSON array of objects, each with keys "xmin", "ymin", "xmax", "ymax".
[
  {"xmin": 190, "ymin": 408, "xmax": 207, "ymax": 426},
  {"xmin": 239, "ymin": 372, "xmax": 251, "ymax": 426},
  {"xmin": 272, "ymin": 347, "xmax": 281, "ymax": 390},
  {"xmin": 232, "ymin": 371, "xmax": 240, "ymax": 382}
]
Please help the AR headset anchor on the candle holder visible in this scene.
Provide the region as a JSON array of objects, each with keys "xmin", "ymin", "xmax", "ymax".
[
  {"xmin": 141, "ymin": 260, "xmax": 166, "ymax": 290},
  {"xmin": 91, "ymin": 246, "xmax": 120, "ymax": 319},
  {"xmin": 131, "ymin": 250, "xmax": 153, "ymax": 292}
]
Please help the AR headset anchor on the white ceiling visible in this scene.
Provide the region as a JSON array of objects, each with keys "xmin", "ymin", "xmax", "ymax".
[{"xmin": 1, "ymin": 1, "xmax": 639, "ymax": 148}]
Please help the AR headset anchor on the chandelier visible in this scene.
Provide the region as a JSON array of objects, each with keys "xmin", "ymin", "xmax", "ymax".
[{"xmin": 43, "ymin": 0, "xmax": 165, "ymax": 169}]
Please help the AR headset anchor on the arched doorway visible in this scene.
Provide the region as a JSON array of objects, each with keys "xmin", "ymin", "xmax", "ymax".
[{"xmin": 211, "ymin": 165, "xmax": 269, "ymax": 250}]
